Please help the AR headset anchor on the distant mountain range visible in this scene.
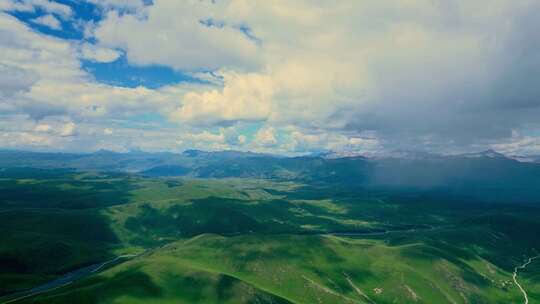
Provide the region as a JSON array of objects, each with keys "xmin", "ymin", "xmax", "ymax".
[
  {"xmin": 315, "ymin": 148, "xmax": 537, "ymax": 161},
  {"xmin": 0, "ymin": 148, "xmax": 538, "ymax": 173},
  {"xmin": 1, "ymin": 148, "xmax": 540, "ymax": 204}
]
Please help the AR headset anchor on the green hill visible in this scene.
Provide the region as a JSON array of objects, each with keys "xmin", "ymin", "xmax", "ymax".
[{"xmin": 1, "ymin": 166, "xmax": 539, "ymax": 303}]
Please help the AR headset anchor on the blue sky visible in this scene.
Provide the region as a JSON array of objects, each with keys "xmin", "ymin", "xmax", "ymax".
[{"xmin": 1, "ymin": 0, "xmax": 540, "ymax": 156}]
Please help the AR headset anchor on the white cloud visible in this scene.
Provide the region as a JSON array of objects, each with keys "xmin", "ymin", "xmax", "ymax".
[
  {"xmin": 87, "ymin": 0, "xmax": 146, "ymax": 11},
  {"xmin": 31, "ymin": 14, "xmax": 61, "ymax": 30},
  {"xmin": 0, "ymin": 114, "xmax": 186, "ymax": 153},
  {"xmin": 286, "ymin": 128, "xmax": 382, "ymax": 154},
  {"xmin": 181, "ymin": 126, "xmax": 246, "ymax": 148},
  {"xmin": 0, "ymin": 13, "xmax": 180, "ymax": 120},
  {"xmin": 152, "ymin": 0, "xmax": 540, "ymax": 152},
  {"xmin": 170, "ymin": 71, "xmax": 272, "ymax": 126},
  {"xmin": 30, "ymin": 117, "xmax": 77, "ymax": 137},
  {"xmin": 79, "ymin": 43, "xmax": 121, "ymax": 63},
  {"xmin": 2, "ymin": 1, "xmax": 540, "ymax": 155},
  {"xmin": 34, "ymin": 123, "xmax": 52, "ymax": 132},
  {"xmin": 0, "ymin": 13, "xmax": 85, "ymax": 89},
  {"xmin": 5, "ymin": 132, "xmax": 52, "ymax": 146},
  {"xmin": 59, "ymin": 121, "xmax": 76, "ymax": 137},
  {"xmin": 254, "ymin": 126, "xmax": 277, "ymax": 147},
  {"xmin": 491, "ymin": 130, "xmax": 540, "ymax": 156},
  {"xmin": 1, "ymin": 0, "xmax": 72, "ymax": 19},
  {"xmin": 184, "ymin": 130, "xmax": 225, "ymax": 144},
  {"xmin": 0, "ymin": 63, "xmax": 39, "ymax": 97},
  {"xmin": 91, "ymin": 1, "xmax": 260, "ymax": 71}
]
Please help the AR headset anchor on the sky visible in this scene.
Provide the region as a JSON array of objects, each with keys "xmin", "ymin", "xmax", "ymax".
[{"xmin": 1, "ymin": 0, "xmax": 540, "ymax": 156}]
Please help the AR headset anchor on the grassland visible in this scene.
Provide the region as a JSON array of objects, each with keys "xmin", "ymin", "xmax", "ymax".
[
  {"xmin": 1, "ymin": 168, "xmax": 540, "ymax": 303},
  {"xmin": 16, "ymin": 233, "xmax": 536, "ymax": 303}
]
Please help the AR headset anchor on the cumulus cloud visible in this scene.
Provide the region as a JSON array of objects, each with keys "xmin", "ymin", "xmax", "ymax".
[
  {"xmin": 79, "ymin": 43, "xmax": 121, "ymax": 63},
  {"xmin": 156, "ymin": 0, "xmax": 540, "ymax": 152},
  {"xmin": 91, "ymin": 1, "xmax": 260, "ymax": 71},
  {"xmin": 170, "ymin": 71, "xmax": 272, "ymax": 126},
  {"xmin": 86, "ymin": 0, "xmax": 147, "ymax": 12},
  {"xmin": 0, "ymin": 63, "xmax": 39, "ymax": 97},
  {"xmin": 1, "ymin": 0, "xmax": 72, "ymax": 19},
  {"xmin": 254, "ymin": 127, "xmax": 277, "ymax": 147},
  {"xmin": 31, "ymin": 118, "xmax": 77, "ymax": 137},
  {"xmin": 0, "ymin": 13, "xmax": 179, "ymax": 120},
  {"xmin": 184, "ymin": 130, "xmax": 225, "ymax": 144},
  {"xmin": 59, "ymin": 121, "xmax": 77, "ymax": 137},
  {"xmin": 34, "ymin": 123, "xmax": 52, "ymax": 132},
  {"xmin": 31, "ymin": 14, "xmax": 61, "ymax": 30},
  {"xmin": 286, "ymin": 128, "xmax": 382, "ymax": 154},
  {"xmin": 181, "ymin": 126, "xmax": 246, "ymax": 149},
  {"xmin": 0, "ymin": 131, "xmax": 52, "ymax": 147},
  {"xmin": 491, "ymin": 130, "xmax": 540, "ymax": 156},
  {"xmin": 2, "ymin": 1, "xmax": 540, "ymax": 155}
]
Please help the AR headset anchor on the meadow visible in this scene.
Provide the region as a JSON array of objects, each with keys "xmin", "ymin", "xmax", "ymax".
[{"xmin": 1, "ymin": 167, "xmax": 539, "ymax": 303}]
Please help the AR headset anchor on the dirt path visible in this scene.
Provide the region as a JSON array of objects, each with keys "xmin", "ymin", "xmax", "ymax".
[
  {"xmin": 302, "ymin": 275, "xmax": 363, "ymax": 303},
  {"xmin": 343, "ymin": 272, "xmax": 375, "ymax": 304}
]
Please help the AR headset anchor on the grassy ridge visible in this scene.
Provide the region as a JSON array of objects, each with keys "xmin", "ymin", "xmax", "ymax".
[
  {"xmin": 19, "ymin": 233, "xmax": 529, "ymax": 303},
  {"xmin": 16, "ymin": 247, "xmax": 293, "ymax": 304}
]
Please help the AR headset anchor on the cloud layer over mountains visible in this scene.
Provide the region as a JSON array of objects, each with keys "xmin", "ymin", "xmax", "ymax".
[{"xmin": 1, "ymin": 0, "xmax": 540, "ymax": 155}]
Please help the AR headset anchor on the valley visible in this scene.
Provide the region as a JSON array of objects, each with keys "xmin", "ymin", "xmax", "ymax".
[{"xmin": 0, "ymin": 154, "xmax": 539, "ymax": 303}]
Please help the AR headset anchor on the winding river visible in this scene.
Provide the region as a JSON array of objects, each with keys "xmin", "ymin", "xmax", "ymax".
[
  {"xmin": 1, "ymin": 254, "xmax": 137, "ymax": 304},
  {"xmin": 512, "ymin": 255, "xmax": 539, "ymax": 304}
]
